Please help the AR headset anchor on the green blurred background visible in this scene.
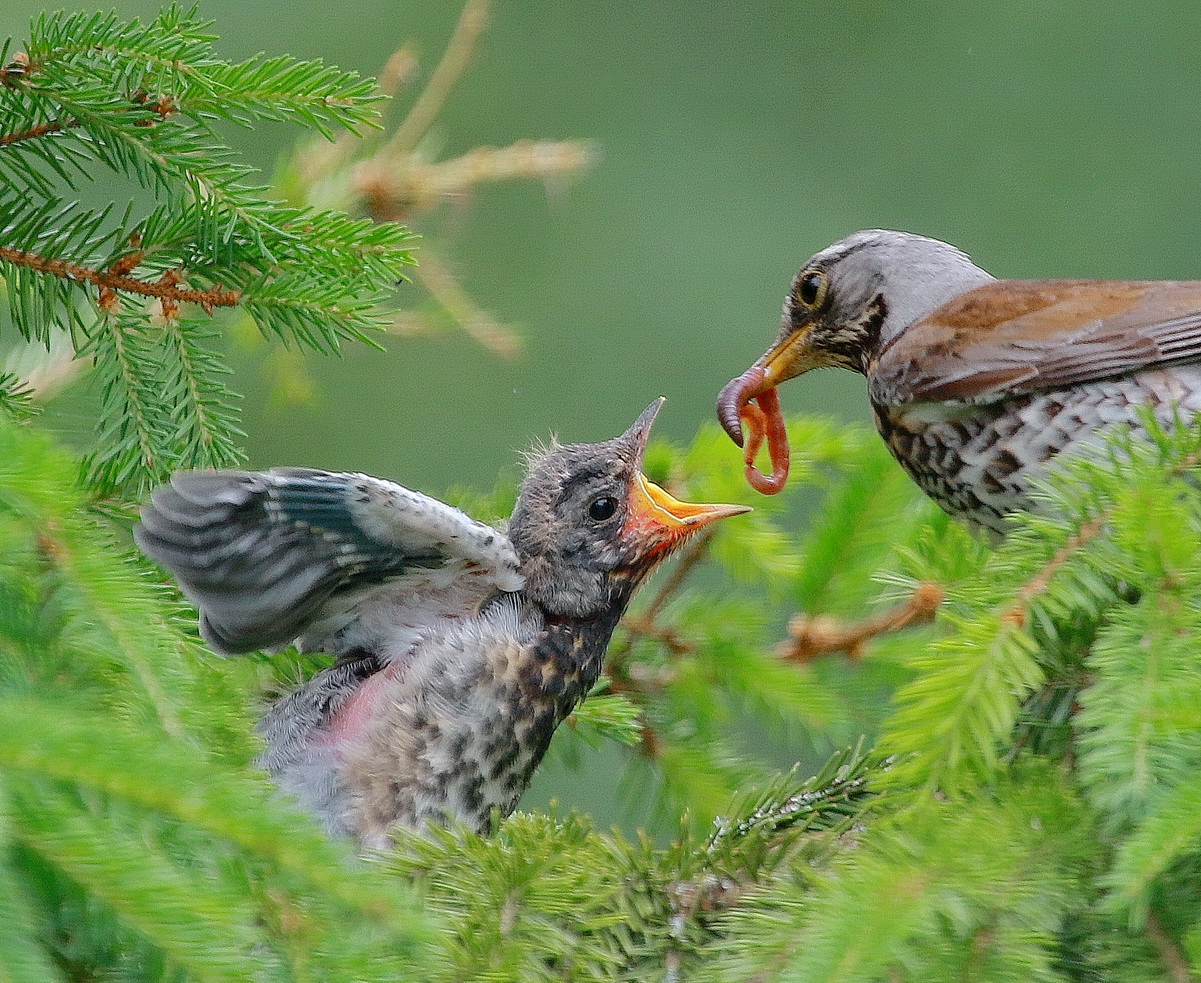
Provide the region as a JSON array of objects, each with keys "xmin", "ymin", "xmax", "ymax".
[{"xmin": 4, "ymin": 0, "xmax": 1201, "ymax": 826}]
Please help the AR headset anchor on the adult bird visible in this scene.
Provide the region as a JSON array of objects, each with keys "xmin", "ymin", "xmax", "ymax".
[
  {"xmin": 717, "ymin": 229, "xmax": 1201, "ymax": 535},
  {"xmin": 136, "ymin": 399, "xmax": 748, "ymax": 849}
]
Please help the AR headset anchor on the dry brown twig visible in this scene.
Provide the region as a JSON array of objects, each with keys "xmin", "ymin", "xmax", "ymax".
[
  {"xmin": 382, "ymin": 0, "xmax": 491, "ymax": 162},
  {"xmin": 1145, "ymin": 910, "xmax": 1193, "ymax": 983},
  {"xmin": 283, "ymin": 0, "xmax": 594, "ymax": 361},
  {"xmin": 778, "ymin": 582, "xmax": 945, "ymax": 664},
  {"xmin": 394, "ymin": 250, "xmax": 521, "ymax": 357},
  {"xmin": 608, "ymin": 543, "xmax": 946, "ymax": 755}
]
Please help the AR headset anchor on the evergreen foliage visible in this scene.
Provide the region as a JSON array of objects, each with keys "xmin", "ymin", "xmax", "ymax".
[
  {"xmin": 0, "ymin": 421, "xmax": 433, "ymax": 981},
  {"xmin": 2, "ymin": 6, "xmax": 1201, "ymax": 981},
  {"xmin": 0, "ymin": 4, "xmax": 415, "ymax": 496}
]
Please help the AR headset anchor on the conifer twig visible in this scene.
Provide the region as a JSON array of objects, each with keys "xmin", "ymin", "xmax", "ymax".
[
  {"xmin": 384, "ymin": 0, "xmax": 490, "ymax": 160},
  {"xmin": 778, "ymin": 582, "xmax": 944, "ymax": 663},
  {"xmin": 0, "ymin": 115, "xmax": 79, "ymax": 146},
  {"xmin": 0, "ymin": 245, "xmax": 240, "ymax": 312},
  {"xmin": 1002, "ymin": 514, "xmax": 1107, "ymax": 627},
  {"xmin": 1003, "ymin": 445, "xmax": 1201, "ymax": 628},
  {"xmin": 1145, "ymin": 910, "xmax": 1192, "ymax": 983}
]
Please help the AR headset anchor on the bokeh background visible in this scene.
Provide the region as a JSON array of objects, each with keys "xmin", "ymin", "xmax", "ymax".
[{"xmin": 4, "ymin": 0, "xmax": 1201, "ymax": 825}]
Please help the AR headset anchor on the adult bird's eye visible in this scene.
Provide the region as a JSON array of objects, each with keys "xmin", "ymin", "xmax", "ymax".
[
  {"xmin": 797, "ymin": 270, "xmax": 826, "ymax": 307},
  {"xmin": 588, "ymin": 496, "xmax": 618, "ymax": 522}
]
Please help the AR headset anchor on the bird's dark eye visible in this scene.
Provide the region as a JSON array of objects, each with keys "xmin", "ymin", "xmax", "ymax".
[
  {"xmin": 588, "ymin": 496, "xmax": 618, "ymax": 522},
  {"xmin": 796, "ymin": 270, "xmax": 827, "ymax": 308}
]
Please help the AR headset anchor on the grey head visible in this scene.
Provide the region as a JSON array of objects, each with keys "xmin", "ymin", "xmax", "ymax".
[
  {"xmin": 507, "ymin": 398, "xmax": 748, "ymax": 619},
  {"xmin": 771, "ymin": 230, "xmax": 997, "ymax": 378}
]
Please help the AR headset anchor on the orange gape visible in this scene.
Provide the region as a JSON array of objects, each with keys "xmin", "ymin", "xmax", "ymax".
[{"xmin": 716, "ymin": 364, "xmax": 790, "ymax": 495}]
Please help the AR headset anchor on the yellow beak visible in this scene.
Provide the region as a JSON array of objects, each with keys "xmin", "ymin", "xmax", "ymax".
[
  {"xmin": 757, "ymin": 324, "xmax": 817, "ymax": 388},
  {"xmin": 623, "ymin": 472, "xmax": 750, "ymax": 558}
]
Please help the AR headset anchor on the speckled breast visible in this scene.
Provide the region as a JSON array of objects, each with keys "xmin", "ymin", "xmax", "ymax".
[
  {"xmin": 871, "ymin": 366, "xmax": 1201, "ymax": 536},
  {"xmin": 339, "ymin": 599, "xmax": 618, "ymax": 849}
]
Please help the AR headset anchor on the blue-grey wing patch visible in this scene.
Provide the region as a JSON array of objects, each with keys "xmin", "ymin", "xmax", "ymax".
[{"xmin": 135, "ymin": 468, "xmax": 522, "ymax": 655}]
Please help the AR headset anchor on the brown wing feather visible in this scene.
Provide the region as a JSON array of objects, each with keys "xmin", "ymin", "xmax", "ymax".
[{"xmin": 871, "ymin": 280, "xmax": 1201, "ymax": 405}]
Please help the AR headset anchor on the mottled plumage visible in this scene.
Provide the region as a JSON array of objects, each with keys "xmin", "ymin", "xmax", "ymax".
[
  {"xmin": 137, "ymin": 400, "xmax": 747, "ymax": 848},
  {"xmin": 718, "ymin": 230, "xmax": 1201, "ymax": 534}
]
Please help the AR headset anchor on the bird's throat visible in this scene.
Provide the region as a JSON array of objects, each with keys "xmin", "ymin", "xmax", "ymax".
[{"xmin": 525, "ymin": 604, "xmax": 625, "ymax": 709}]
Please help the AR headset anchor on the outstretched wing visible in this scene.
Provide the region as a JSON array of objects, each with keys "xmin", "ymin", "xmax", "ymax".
[
  {"xmin": 871, "ymin": 279, "xmax": 1201, "ymax": 405},
  {"xmin": 135, "ymin": 468, "xmax": 523, "ymax": 655}
]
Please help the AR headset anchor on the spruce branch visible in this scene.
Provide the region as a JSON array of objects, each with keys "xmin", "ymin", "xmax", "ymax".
[
  {"xmin": 10, "ymin": 781, "xmax": 267, "ymax": 983},
  {"xmin": 0, "ymin": 113, "xmax": 78, "ymax": 146},
  {"xmin": 703, "ymin": 743, "xmax": 882, "ymax": 856},
  {"xmin": 882, "ymin": 501, "xmax": 1122, "ymax": 791},
  {"xmin": 386, "ymin": 747, "xmax": 886, "ymax": 981},
  {"xmin": 777, "ymin": 581, "xmax": 943, "ymax": 664},
  {"xmin": 0, "ymin": 372, "xmax": 39, "ymax": 420},
  {"xmin": 0, "ymin": 3, "xmax": 415, "ymax": 495},
  {"xmin": 277, "ymin": 0, "xmax": 594, "ymax": 358},
  {"xmin": 79, "ymin": 311, "xmax": 175, "ymax": 499},
  {"xmin": 0, "ymin": 244, "xmax": 241, "ymax": 311},
  {"xmin": 0, "ymin": 847, "xmax": 66, "ymax": 983},
  {"xmin": 1004, "ymin": 513, "xmax": 1108, "ymax": 626},
  {"xmin": 0, "ymin": 419, "xmax": 437, "ymax": 978}
]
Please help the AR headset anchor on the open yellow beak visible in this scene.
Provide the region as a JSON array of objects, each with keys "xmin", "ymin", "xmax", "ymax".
[{"xmin": 623, "ymin": 472, "xmax": 750, "ymax": 557}]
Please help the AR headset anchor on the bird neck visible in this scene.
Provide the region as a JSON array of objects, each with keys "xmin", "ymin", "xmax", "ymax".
[
  {"xmin": 470, "ymin": 603, "xmax": 622, "ymax": 821},
  {"xmin": 823, "ymin": 293, "xmax": 891, "ymax": 375},
  {"xmin": 877, "ymin": 266, "xmax": 997, "ymax": 354},
  {"xmin": 530, "ymin": 602, "xmax": 626, "ymax": 708}
]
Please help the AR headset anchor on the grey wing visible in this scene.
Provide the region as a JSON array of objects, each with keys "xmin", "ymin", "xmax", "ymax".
[{"xmin": 134, "ymin": 468, "xmax": 523, "ymax": 655}]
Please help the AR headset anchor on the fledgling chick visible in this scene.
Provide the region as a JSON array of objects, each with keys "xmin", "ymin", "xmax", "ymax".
[{"xmin": 136, "ymin": 399, "xmax": 748, "ymax": 849}]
